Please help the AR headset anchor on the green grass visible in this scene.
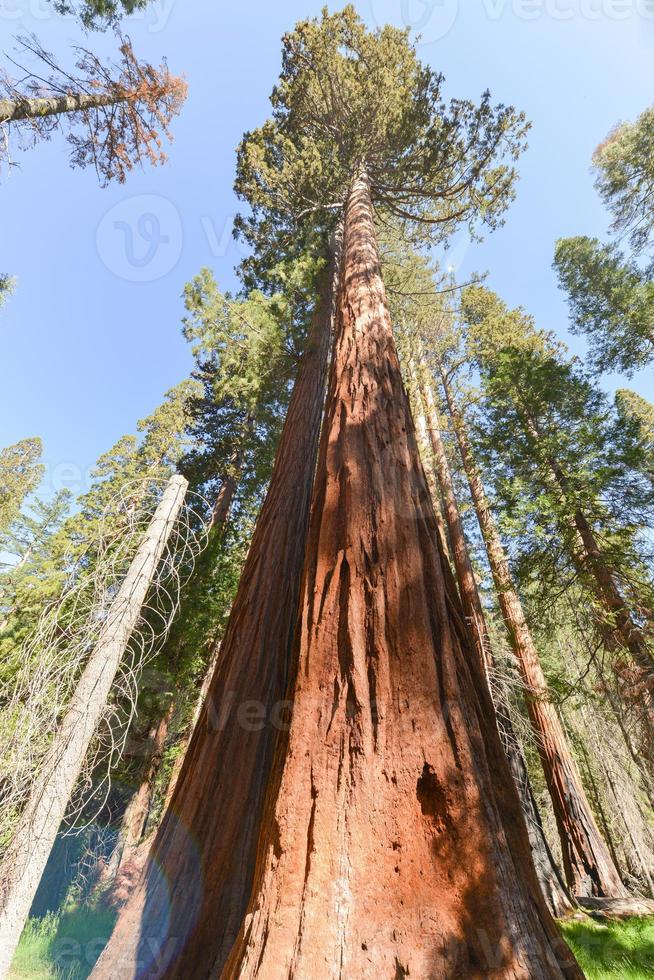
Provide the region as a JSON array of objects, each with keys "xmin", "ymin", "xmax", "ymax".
[
  {"xmin": 10, "ymin": 909, "xmax": 654, "ymax": 979},
  {"xmin": 9, "ymin": 905, "xmax": 117, "ymax": 980},
  {"xmin": 560, "ymin": 916, "xmax": 654, "ymax": 979}
]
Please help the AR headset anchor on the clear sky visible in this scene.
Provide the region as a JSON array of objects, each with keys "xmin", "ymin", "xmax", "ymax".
[{"xmin": 1, "ymin": 0, "xmax": 653, "ymax": 502}]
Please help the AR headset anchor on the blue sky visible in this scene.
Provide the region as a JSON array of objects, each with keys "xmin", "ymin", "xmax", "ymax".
[{"xmin": 1, "ymin": 0, "xmax": 653, "ymax": 501}]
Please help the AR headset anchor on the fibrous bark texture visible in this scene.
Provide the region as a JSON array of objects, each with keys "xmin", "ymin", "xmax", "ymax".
[
  {"xmin": 223, "ymin": 176, "xmax": 582, "ymax": 979},
  {"xmin": 91, "ymin": 256, "xmax": 337, "ymax": 980},
  {"xmin": 439, "ymin": 366, "xmax": 627, "ymax": 901}
]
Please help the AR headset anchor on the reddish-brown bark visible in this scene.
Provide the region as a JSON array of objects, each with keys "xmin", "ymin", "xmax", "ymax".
[
  {"xmin": 115, "ymin": 708, "xmax": 173, "ymax": 876},
  {"xmin": 91, "ymin": 254, "xmax": 337, "ymax": 980},
  {"xmin": 209, "ymin": 470, "xmax": 239, "ymax": 532},
  {"xmin": 223, "ymin": 176, "xmax": 582, "ymax": 978},
  {"xmin": 439, "ymin": 364, "xmax": 627, "ymax": 900},
  {"xmin": 414, "ymin": 373, "xmax": 571, "ymax": 916}
]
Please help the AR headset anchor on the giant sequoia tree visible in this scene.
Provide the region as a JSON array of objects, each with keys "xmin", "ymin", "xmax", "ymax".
[
  {"xmin": 593, "ymin": 104, "xmax": 654, "ymax": 270},
  {"xmin": 94, "ymin": 10, "xmax": 582, "ymax": 977}
]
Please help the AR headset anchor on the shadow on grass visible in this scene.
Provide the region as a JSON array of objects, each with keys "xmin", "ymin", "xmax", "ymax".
[
  {"xmin": 560, "ymin": 916, "xmax": 654, "ymax": 979},
  {"xmin": 10, "ymin": 905, "xmax": 117, "ymax": 980}
]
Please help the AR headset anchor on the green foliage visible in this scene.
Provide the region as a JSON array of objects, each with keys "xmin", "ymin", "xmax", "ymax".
[
  {"xmin": 51, "ymin": 0, "xmax": 148, "ymax": 30},
  {"xmin": 616, "ymin": 389, "xmax": 654, "ymax": 488},
  {"xmin": 0, "ymin": 274, "xmax": 15, "ymax": 309},
  {"xmin": 0, "ymin": 439, "xmax": 44, "ymax": 537},
  {"xmin": 460, "ymin": 285, "xmax": 654, "ymax": 623},
  {"xmin": 560, "ymin": 916, "xmax": 654, "ymax": 979},
  {"xmin": 0, "ymin": 491, "xmax": 72, "ymax": 678},
  {"xmin": 594, "ymin": 105, "xmax": 654, "ymax": 270},
  {"xmin": 235, "ymin": 5, "xmax": 528, "ymax": 262},
  {"xmin": 554, "ymin": 236, "xmax": 654, "ymax": 373}
]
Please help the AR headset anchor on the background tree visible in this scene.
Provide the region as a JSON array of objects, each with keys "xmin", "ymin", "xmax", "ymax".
[
  {"xmin": 0, "ymin": 34, "xmax": 186, "ymax": 185},
  {"xmin": 382, "ymin": 241, "xmax": 623, "ymax": 901},
  {"xmin": 52, "ymin": 0, "xmax": 149, "ymax": 31},
  {"xmin": 0, "ymin": 438, "xmax": 43, "ymax": 537},
  {"xmin": 553, "ymin": 236, "xmax": 654, "ymax": 373},
  {"xmin": 593, "ymin": 104, "xmax": 654, "ymax": 270},
  {"xmin": 615, "ymin": 388, "xmax": 654, "ymax": 488},
  {"xmin": 0, "ymin": 275, "xmax": 14, "ymax": 309},
  {"xmin": 462, "ymin": 286, "xmax": 654, "ymax": 771}
]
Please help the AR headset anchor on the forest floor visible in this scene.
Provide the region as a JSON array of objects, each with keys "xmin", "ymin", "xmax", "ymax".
[
  {"xmin": 9, "ymin": 906, "xmax": 116, "ymax": 980},
  {"xmin": 560, "ymin": 916, "xmax": 654, "ymax": 978},
  {"xmin": 8, "ymin": 908, "xmax": 654, "ymax": 979}
]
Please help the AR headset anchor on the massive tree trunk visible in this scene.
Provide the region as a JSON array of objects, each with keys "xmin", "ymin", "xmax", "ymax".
[
  {"xmin": 412, "ymin": 369, "xmax": 572, "ymax": 916},
  {"xmin": 0, "ymin": 475, "xmax": 188, "ymax": 980},
  {"xmin": 91, "ymin": 250, "xmax": 338, "ymax": 980},
  {"xmin": 438, "ymin": 364, "xmax": 627, "ymax": 900},
  {"xmin": 223, "ymin": 174, "xmax": 582, "ymax": 978}
]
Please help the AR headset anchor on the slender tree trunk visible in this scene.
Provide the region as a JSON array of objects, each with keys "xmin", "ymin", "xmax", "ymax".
[
  {"xmin": 0, "ymin": 475, "xmax": 188, "ymax": 980},
  {"xmin": 113, "ymin": 706, "xmax": 174, "ymax": 880},
  {"xmin": 520, "ymin": 405, "xmax": 654, "ymax": 765},
  {"xmin": 0, "ymin": 92, "xmax": 122, "ymax": 124},
  {"xmin": 411, "ymin": 391, "xmax": 453, "ymax": 565},
  {"xmin": 412, "ymin": 368, "xmax": 572, "ymax": 916},
  {"xmin": 439, "ymin": 365, "xmax": 626, "ymax": 900},
  {"xmin": 571, "ymin": 508, "xmax": 654, "ymax": 686},
  {"xmin": 518, "ymin": 405, "xmax": 654, "ymax": 691},
  {"xmin": 223, "ymin": 174, "xmax": 582, "ymax": 978},
  {"xmin": 91, "ymin": 246, "xmax": 339, "ymax": 980},
  {"xmin": 580, "ymin": 705, "xmax": 654, "ymax": 897},
  {"xmin": 158, "ymin": 637, "xmax": 224, "ymax": 818},
  {"xmin": 103, "ymin": 467, "xmax": 239, "ymax": 901},
  {"xmin": 209, "ymin": 472, "xmax": 238, "ymax": 531}
]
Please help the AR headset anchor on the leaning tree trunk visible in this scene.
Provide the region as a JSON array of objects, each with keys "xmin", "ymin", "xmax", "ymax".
[
  {"xmin": 223, "ymin": 174, "xmax": 582, "ymax": 978},
  {"xmin": 91, "ymin": 249, "xmax": 339, "ymax": 980},
  {"xmin": 439, "ymin": 364, "xmax": 627, "ymax": 901},
  {"xmin": 0, "ymin": 475, "xmax": 188, "ymax": 980},
  {"xmin": 412, "ymin": 368, "xmax": 572, "ymax": 916},
  {"xmin": 110, "ymin": 706, "xmax": 174, "ymax": 885},
  {"xmin": 104, "ymin": 468, "xmax": 240, "ymax": 898},
  {"xmin": 0, "ymin": 91, "xmax": 122, "ymax": 124}
]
